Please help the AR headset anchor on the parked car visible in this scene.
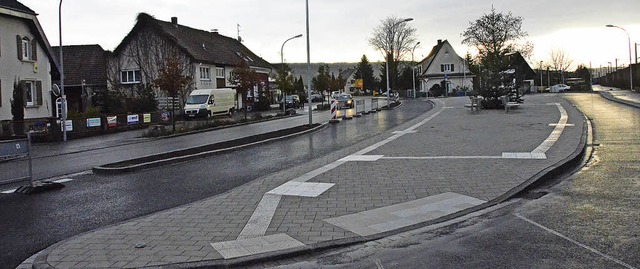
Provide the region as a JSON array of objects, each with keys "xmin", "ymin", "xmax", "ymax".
[
  {"xmin": 545, "ymin": 84, "xmax": 570, "ymax": 93},
  {"xmin": 331, "ymin": 91, "xmax": 341, "ymax": 99},
  {"xmin": 280, "ymin": 95, "xmax": 302, "ymax": 109},
  {"xmin": 310, "ymin": 93, "xmax": 324, "ymax": 102},
  {"xmin": 336, "ymin": 93, "xmax": 354, "ymax": 109}
]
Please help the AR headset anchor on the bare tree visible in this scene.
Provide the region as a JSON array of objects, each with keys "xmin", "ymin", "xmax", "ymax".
[
  {"xmin": 153, "ymin": 54, "xmax": 191, "ymax": 132},
  {"xmin": 549, "ymin": 49, "xmax": 573, "ymax": 84},
  {"xmin": 369, "ymin": 16, "xmax": 418, "ymax": 91}
]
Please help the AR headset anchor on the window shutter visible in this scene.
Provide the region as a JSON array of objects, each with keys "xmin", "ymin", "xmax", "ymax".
[
  {"xmin": 451, "ymin": 64, "xmax": 454, "ymax": 72},
  {"xmin": 16, "ymin": 35, "xmax": 23, "ymax": 60},
  {"xmin": 31, "ymin": 39, "xmax": 38, "ymax": 61},
  {"xmin": 440, "ymin": 65, "xmax": 444, "ymax": 72},
  {"xmin": 21, "ymin": 81, "xmax": 27, "ymax": 107},
  {"xmin": 36, "ymin": 81, "xmax": 43, "ymax": 106}
]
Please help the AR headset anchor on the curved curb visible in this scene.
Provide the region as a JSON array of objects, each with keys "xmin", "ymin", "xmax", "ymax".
[
  {"xmin": 599, "ymin": 91, "xmax": 640, "ymax": 109},
  {"xmin": 157, "ymin": 99, "xmax": 592, "ymax": 269},
  {"xmin": 92, "ymin": 123, "xmax": 325, "ymax": 174},
  {"xmin": 31, "ymin": 99, "xmax": 589, "ymax": 269}
]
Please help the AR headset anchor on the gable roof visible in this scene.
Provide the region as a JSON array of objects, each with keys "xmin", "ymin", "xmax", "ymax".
[
  {"xmin": 114, "ymin": 13, "xmax": 272, "ymax": 70},
  {"xmin": 339, "ymin": 68, "xmax": 356, "ymax": 79},
  {"xmin": 52, "ymin": 45, "xmax": 107, "ymax": 87},
  {"xmin": 0, "ymin": 0, "xmax": 60, "ymax": 78},
  {"xmin": 417, "ymin": 39, "xmax": 447, "ymax": 74},
  {"xmin": 0, "ymin": 0, "xmax": 35, "ymax": 14}
]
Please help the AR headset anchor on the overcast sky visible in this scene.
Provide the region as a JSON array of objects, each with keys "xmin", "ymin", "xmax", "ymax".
[{"xmin": 20, "ymin": 0, "xmax": 640, "ymax": 70}]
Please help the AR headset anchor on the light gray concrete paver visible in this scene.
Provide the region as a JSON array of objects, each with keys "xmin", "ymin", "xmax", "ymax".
[{"xmin": 31, "ymin": 95, "xmax": 588, "ymax": 268}]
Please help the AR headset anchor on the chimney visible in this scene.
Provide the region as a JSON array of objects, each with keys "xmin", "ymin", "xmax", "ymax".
[
  {"xmin": 171, "ymin": 17, "xmax": 178, "ymax": 25},
  {"xmin": 211, "ymin": 29, "xmax": 219, "ymax": 34},
  {"xmin": 437, "ymin": 39, "xmax": 442, "ymax": 45}
]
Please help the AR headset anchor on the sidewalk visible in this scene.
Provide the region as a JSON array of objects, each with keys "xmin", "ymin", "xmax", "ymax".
[
  {"xmin": 29, "ymin": 94, "xmax": 589, "ymax": 268},
  {"xmin": 594, "ymin": 84, "xmax": 640, "ymax": 109}
]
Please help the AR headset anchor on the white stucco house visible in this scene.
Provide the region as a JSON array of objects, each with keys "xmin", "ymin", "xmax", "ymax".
[
  {"xmin": 417, "ymin": 39, "xmax": 474, "ymax": 96},
  {"xmin": 0, "ymin": 0, "xmax": 59, "ymax": 127}
]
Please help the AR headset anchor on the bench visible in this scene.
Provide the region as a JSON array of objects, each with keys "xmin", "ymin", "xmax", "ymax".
[
  {"xmin": 465, "ymin": 96, "xmax": 482, "ymax": 111},
  {"xmin": 500, "ymin": 95, "xmax": 520, "ymax": 113}
]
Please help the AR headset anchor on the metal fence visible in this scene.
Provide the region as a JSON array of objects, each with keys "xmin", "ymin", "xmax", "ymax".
[
  {"xmin": 0, "ymin": 136, "xmax": 32, "ymax": 186},
  {"xmin": 371, "ymin": 98, "xmax": 379, "ymax": 112}
]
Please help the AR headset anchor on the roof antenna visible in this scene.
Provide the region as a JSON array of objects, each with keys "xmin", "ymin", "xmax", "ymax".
[{"xmin": 237, "ymin": 24, "xmax": 242, "ymax": 42}]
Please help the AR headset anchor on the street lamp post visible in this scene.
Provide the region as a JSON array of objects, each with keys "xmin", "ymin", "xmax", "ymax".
[
  {"xmin": 607, "ymin": 24, "xmax": 633, "ymax": 91},
  {"xmin": 384, "ymin": 18, "xmax": 413, "ymax": 108},
  {"xmin": 540, "ymin": 61, "xmax": 543, "ymax": 92},
  {"xmin": 411, "ymin": 42, "xmax": 420, "ymax": 98},
  {"xmin": 305, "ymin": 0, "xmax": 312, "ymax": 126},
  {"xmin": 59, "ymin": 0, "xmax": 66, "ymax": 142},
  {"xmin": 280, "ymin": 34, "xmax": 302, "ymax": 114}
]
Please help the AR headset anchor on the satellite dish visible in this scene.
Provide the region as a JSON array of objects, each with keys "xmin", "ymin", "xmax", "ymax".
[{"xmin": 51, "ymin": 84, "xmax": 61, "ymax": 96}]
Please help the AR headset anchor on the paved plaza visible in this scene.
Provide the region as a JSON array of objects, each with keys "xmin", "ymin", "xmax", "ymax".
[{"xmin": 27, "ymin": 94, "xmax": 592, "ymax": 268}]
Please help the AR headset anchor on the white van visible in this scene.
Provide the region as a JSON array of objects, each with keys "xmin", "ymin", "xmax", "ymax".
[{"xmin": 183, "ymin": 88, "xmax": 236, "ymax": 118}]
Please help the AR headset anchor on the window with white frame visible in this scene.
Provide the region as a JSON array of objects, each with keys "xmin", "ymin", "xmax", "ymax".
[
  {"xmin": 215, "ymin": 67, "xmax": 225, "ymax": 78},
  {"xmin": 199, "ymin": 66, "xmax": 211, "ymax": 80},
  {"xmin": 22, "ymin": 37, "xmax": 31, "ymax": 60},
  {"xmin": 120, "ymin": 70, "xmax": 141, "ymax": 84},
  {"xmin": 25, "ymin": 81, "xmax": 35, "ymax": 106},
  {"xmin": 441, "ymin": 64, "xmax": 454, "ymax": 73}
]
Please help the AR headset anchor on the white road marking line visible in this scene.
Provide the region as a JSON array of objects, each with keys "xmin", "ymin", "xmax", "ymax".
[
  {"xmin": 533, "ymin": 103, "xmax": 568, "ymax": 154},
  {"xmin": 2, "ymin": 189, "xmax": 17, "ymax": 194},
  {"xmin": 53, "ymin": 178, "xmax": 74, "ymax": 183},
  {"xmin": 515, "ymin": 214, "xmax": 637, "ymax": 269},
  {"xmin": 236, "ymin": 101, "xmax": 448, "ymax": 240},
  {"xmin": 383, "ymin": 156, "xmax": 502, "ymax": 160}
]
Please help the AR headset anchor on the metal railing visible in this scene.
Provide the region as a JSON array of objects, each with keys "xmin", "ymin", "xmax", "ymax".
[{"xmin": 0, "ymin": 134, "xmax": 33, "ymax": 186}]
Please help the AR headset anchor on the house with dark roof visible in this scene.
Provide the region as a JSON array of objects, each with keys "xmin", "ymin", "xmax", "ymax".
[
  {"xmin": 52, "ymin": 45, "xmax": 107, "ymax": 114},
  {"xmin": 110, "ymin": 13, "xmax": 273, "ymax": 110},
  {"xmin": 0, "ymin": 0, "xmax": 60, "ymax": 132},
  {"xmin": 340, "ymin": 68, "xmax": 357, "ymax": 93},
  {"xmin": 417, "ymin": 39, "xmax": 474, "ymax": 96}
]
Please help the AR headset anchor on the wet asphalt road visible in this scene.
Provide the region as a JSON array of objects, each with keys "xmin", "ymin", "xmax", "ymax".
[
  {"xmin": 0, "ymin": 99, "xmax": 432, "ymax": 268},
  {"xmin": 255, "ymin": 92, "xmax": 639, "ymax": 269}
]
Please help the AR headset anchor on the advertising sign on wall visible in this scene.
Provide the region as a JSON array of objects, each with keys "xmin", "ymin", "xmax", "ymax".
[
  {"xmin": 86, "ymin": 118, "xmax": 101, "ymax": 128},
  {"xmin": 143, "ymin": 114, "xmax": 151, "ymax": 123},
  {"xmin": 107, "ymin": 116, "xmax": 117, "ymax": 128},
  {"xmin": 127, "ymin": 114, "xmax": 139, "ymax": 125}
]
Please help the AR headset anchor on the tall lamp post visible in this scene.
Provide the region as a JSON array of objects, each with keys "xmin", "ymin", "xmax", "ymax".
[
  {"xmin": 539, "ymin": 61, "xmax": 543, "ymax": 92},
  {"xmin": 607, "ymin": 24, "xmax": 633, "ymax": 91},
  {"xmin": 411, "ymin": 41, "xmax": 420, "ymax": 98},
  {"xmin": 305, "ymin": 0, "xmax": 312, "ymax": 126},
  {"xmin": 384, "ymin": 18, "xmax": 413, "ymax": 108},
  {"xmin": 59, "ymin": 0, "xmax": 66, "ymax": 142},
  {"xmin": 280, "ymin": 34, "xmax": 302, "ymax": 114}
]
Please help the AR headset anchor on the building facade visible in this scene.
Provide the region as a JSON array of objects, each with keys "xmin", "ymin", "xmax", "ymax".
[{"xmin": 417, "ymin": 39, "xmax": 474, "ymax": 96}]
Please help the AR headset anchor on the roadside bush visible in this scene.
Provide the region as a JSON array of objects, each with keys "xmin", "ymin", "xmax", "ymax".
[{"xmin": 253, "ymin": 99, "xmax": 271, "ymax": 111}]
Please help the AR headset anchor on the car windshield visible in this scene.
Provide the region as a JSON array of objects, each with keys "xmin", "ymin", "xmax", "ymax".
[
  {"xmin": 186, "ymin": 95, "xmax": 209, "ymax": 104},
  {"xmin": 338, "ymin": 94, "xmax": 351, "ymax": 100}
]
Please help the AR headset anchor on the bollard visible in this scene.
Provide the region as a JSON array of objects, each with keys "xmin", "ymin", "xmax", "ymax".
[{"xmin": 329, "ymin": 99, "xmax": 340, "ymax": 123}]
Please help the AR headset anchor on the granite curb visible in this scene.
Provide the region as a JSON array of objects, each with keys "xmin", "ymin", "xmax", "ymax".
[
  {"xmin": 30, "ymin": 97, "xmax": 591, "ymax": 269},
  {"xmin": 599, "ymin": 91, "xmax": 640, "ymax": 109}
]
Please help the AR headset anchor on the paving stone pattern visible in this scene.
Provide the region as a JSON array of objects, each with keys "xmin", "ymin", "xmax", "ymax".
[{"xmin": 36, "ymin": 94, "xmax": 585, "ymax": 268}]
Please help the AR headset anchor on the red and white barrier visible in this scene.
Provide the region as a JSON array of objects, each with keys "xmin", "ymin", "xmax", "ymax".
[{"xmin": 329, "ymin": 99, "xmax": 340, "ymax": 123}]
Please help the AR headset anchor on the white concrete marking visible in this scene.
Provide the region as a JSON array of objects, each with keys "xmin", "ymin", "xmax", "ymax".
[
  {"xmin": 236, "ymin": 101, "xmax": 448, "ymax": 240},
  {"xmin": 213, "ymin": 233, "xmax": 305, "ymax": 259},
  {"xmin": 237, "ymin": 194, "xmax": 282, "ymax": 239},
  {"xmin": 325, "ymin": 192, "xmax": 485, "ymax": 236},
  {"xmin": 533, "ymin": 103, "xmax": 568, "ymax": 154},
  {"xmin": 53, "ymin": 178, "xmax": 74, "ymax": 183},
  {"xmin": 267, "ymin": 182, "xmax": 334, "ymax": 197},
  {"xmin": 548, "ymin": 123, "xmax": 574, "ymax": 127},
  {"xmin": 383, "ymin": 156, "xmax": 503, "ymax": 160},
  {"xmin": 392, "ymin": 130, "xmax": 418, "ymax": 134},
  {"xmin": 515, "ymin": 214, "xmax": 637, "ymax": 269},
  {"xmin": 340, "ymin": 155, "xmax": 384, "ymax": 162},
  {"xmin": 2, "ymin": 189, "xmax": 17, "ymax": 194}
]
